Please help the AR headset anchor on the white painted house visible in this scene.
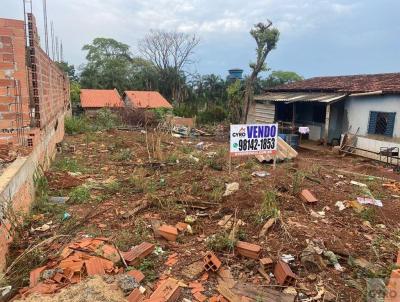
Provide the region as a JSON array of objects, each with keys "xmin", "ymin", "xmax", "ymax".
[{"xmin": 251, "ymin": 73, "xmax": 400, "ymax": 163}]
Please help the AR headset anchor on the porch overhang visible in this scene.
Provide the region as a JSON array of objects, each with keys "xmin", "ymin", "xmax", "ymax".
[{"xmin": 254, "ymin": 92, "xmax": 347, "ymax": 104}]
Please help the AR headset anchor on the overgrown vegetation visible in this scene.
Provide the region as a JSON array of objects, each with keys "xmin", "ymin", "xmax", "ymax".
[
  {"xmin": 206, "ymin": 231, "xmax": 236, "ymax": 252},
  {"xmin": 255, "ymin": 190, "xmax": 280, "ymax": 224},
  {"xmin": 65, "ymin": 116, "xmax": 90, "ymax": 135},
  {"xmin": 69, "ymin": 186, "xmax": 91, "ymax": 203}
]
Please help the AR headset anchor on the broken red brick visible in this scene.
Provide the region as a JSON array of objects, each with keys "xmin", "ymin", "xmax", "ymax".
[
  {"xmin": 85, "ymin": 257, "xmax": 106, "ymax": 276},
  {"xmin": 189, "ymin": 281, "xmax": 205, "ymax": 294},
  {"xmin": 385, "ymin": 269, "xmax": 400, "ymax": 302},
  {"xmin": 203, "ymin": 251, "xmax": 222, "ymax": 272},
  {"xmin": 274, "ymin": 260, "xmax": 297, "ymax": 285},
  {"xmin": 175, "ymin": 222, "xmax": 188, "ymax": 232},
  {"xmin": 299, "ymin": 189, "xmax": 318, "ymax": 203},
  {"xmin": 149, "ymin": 278, "xmax": 181, "ymax": 302},
  {"xmin": 127, "ymin": 270, "xmax": 145, "ymax": 283},
  {"xmin": 193, "ymin": 291, "xmax": 207, "ymax": 302},
  {"xmin": 259, "ymin": 257, "xmax": 274, "ymax": 269},
  {"xmin": 122, "ymin": 242, "xmax": 155, "ymax": 265},
  {"xmin": 29, "ymin": 266, "xmax": 46, "ymax": 287},
  {"xmin": 127, "ymin": 288, "xmax": 145, "ymax": 302},
  {"xmin": 158, "ymin": 225, "xmax": 178, "ymax": 241},
  {"xmin": 235, "ymin": 241, "xmax": 262, "ymax": 259},
  {"xmin": 165, "ymin": 253, "xmax": 178, "ymax": 266}
]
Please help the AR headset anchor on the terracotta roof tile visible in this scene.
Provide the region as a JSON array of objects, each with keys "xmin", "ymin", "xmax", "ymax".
[
  {"xmin": 80, "ymin": 89, "xmax": 124, "ymax": 108},
  {"xmin": 124, "ymin": 91, "xmax": 172, "ymax": 109},
  {"xmin": 268, "ymin": 72, "xmax": 400, "ymax": 94}
]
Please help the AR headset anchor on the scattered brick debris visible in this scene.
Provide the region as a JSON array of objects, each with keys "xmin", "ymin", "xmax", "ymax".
[
  {"xmin": 148, "ymin": 278, "xmax": 181, "ymax": 302},
  {"xmin": 175, "ymin": 222, "xmax": 189, "ymax": 232},
  {"xmin": 158, "ymin": 225, "xmax": 178, "ymax": 241},
  {"xmin": 127, "ymin": 288, "xmax": 145, "ymax": 302},
  {"xmin": 274, "ymin": 260, "xmax": 297, "ymax": 285},
  {"xmin": 235, "ymin": 241, "xmax": 261, "ymax": 259},
  {"xmin": 204, "ymin": 251, "xmax": 222, "ymax": 272},
  {"xmin": 299, "ymin": 189, "xmax": 318, "ymax": 203},
  {"xmin": 165, "ymin": 252, "xmax": 179, "ymax": 266},
  {"xmin": 122, "ymin": 242, "xmax": 155, "ymax": 265},
  {"xmin": 127, "ymin": 270, "xmax": 145, "ymax": 283}
]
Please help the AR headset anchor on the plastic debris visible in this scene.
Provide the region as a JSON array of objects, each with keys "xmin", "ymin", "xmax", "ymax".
[
  {"xmin": 185, "ymin": 215, "xmax": 197, "ymax": 224},
  {"xmin": 251, "ymin": 171, "xmax": 270, "ymax": 177},
  {"xmin": 335, "ymin": 201, "xmax": 346, "ymax": 211},
  {"xmin": 49, "ymin": 196, "xmax": 70, "ymax": 204},
  {"xmin": 357, "ymin": 197, "xmax": 383, "ymax": 207},
  {"xmin": 195, "ymin": 142, "xmax": 205, "ymax": 150},
  {"xmin": 223, "ymin": 182, "xmax": 239, "ymax": 197},
  {"xmin": 281, "ymin": 254, "xmax": 295, "ymax": 263},
  {"xmin": 350, "ymin": 180, "xmax": 367, "ymax": 187},
  {"xmin": 63, "ymin": 212, "xmax": 72, "ymax": 220}
]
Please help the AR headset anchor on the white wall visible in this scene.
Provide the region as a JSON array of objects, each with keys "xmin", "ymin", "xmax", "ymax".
[{"xmin": 345, "ymin": 94, "xmax": 400, "ymax": 139}]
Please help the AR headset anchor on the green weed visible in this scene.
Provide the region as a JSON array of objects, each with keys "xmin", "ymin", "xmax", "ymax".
[
  {"xmin": 54, "ymin": 158, "xmax": 82, "ymax": 173},
  {"xmin": 114, "ymin": 149, "xmax": 133, "ymax": 162},
  {"xmin": 65, "ymin": 116, "xmax": 90, "ymax": 135},
  {"xmin": 292, "ymin": 170, "xmax": 305, "ymax": 195},
  {"xmin": 255, "ymin": 190, "xmax": 280, "ymax": 224},
  {"xmin": 206, "ymin": 231, "xmax": 236, "ymax": 252},
  {"xmin": 69, "ymin": 186, "xmax": 90, "ymax": 203}
]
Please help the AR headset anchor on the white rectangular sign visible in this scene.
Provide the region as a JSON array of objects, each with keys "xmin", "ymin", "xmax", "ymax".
[{"xmin": 230, "ymin": 123, "xmax": 278, "ymax": 156}]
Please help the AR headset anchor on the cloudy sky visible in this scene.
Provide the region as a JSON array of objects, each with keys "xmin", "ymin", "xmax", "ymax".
[{"xmin": 2, "ymin": 0, "xmax": 400, "ymax": 79}]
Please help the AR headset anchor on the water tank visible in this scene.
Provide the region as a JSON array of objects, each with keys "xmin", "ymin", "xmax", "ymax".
[{"xmin": 228, "ymin": 68, "xmax": 243, "ymax": 80}]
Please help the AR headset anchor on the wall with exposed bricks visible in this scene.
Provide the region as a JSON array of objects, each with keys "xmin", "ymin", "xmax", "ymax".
[{"xmin": 0, "ymin": 15, "xmax": 71, "ymax": 270}]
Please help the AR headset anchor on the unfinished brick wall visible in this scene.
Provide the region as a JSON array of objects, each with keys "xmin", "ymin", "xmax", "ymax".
[
  {"xmin": 0, "ymin": 15, "xmax": 70, "ymax": 150},
  {"xmin": 0, "ymin": 18, "xmax": 30, "ymax": 145}
]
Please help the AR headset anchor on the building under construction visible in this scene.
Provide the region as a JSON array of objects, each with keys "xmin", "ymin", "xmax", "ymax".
[{"xmin": 0, "ymin": 7, "xmax": 70, "ymax": 269}]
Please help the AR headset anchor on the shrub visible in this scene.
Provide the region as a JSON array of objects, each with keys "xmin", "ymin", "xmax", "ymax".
[
  {"xmin": 206, "ymin": 231, "xmax": 236, "ymax": 252},
  {"xmin": 197, "ymin": 106, "xmax": 227, "ymax": 124},
  {"xmin": 65, "ymin": 116, "xmax": 90, "ymax": 135},
  {"xmin": 93, "ymin": 108, "xmax": 119, "ymax": 130}
]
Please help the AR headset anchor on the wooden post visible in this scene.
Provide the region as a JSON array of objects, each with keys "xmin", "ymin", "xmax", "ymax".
[
  {"xmin": 324, "ymin": 104, "xmax": 331, "ymax": 146},
  {"xmin": 228, "ymin": 153, "xmax": 232, "ymax": 174},
  {"xmin": 273, "ymin": 154, "xmax": 277, "ymax": 170},
  {"xmin": 292, "ymin": 103, "xmax": 296, "ymax": 132}
]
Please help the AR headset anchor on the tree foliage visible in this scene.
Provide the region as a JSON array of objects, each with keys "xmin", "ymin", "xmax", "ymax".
[
  {"xmin": 264, "ymin": 70, "xmax": 303, "ymax": 87},
  {"xmin": 242, "ymin": 21, "xmax": 280, "ymax": 122},
  {"xmin": 80, "ymin": 38, "xmax": 136, "ymax": 93}
]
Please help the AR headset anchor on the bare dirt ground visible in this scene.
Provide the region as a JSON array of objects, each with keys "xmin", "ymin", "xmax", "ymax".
[{"xmin": 5, "ymin": 128, "xmax": 400, "ymax": 301}]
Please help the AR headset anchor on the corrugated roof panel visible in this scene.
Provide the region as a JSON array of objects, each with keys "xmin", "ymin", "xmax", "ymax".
[{"xmin": 254, "ymin": 92, "xmax": 346, "ymax": 103}]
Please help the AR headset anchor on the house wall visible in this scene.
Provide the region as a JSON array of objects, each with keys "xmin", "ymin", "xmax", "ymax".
[
  {"xmin": 343, "ymin": 94, "xmax": 400, "ymax": 162},
  {"xmin": 344, "ymin": 94, "xmax": 400, "ymax": 139}
]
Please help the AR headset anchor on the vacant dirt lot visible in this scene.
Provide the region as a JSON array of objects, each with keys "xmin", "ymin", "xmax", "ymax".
[{"xmin": 6, "ymin": 127, "xmax": 400, "ymax": 301}]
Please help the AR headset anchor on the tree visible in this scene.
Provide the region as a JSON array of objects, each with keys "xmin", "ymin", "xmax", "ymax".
[
  {"xmin": 241, "ymin": 22, "xmax": 279, "ymax": 123},
  {"xmin": 138, "ymin": 30, "xmax": 200, "ymax": 103},
  {"xmin": 56, "ymin": 61, "xmax": 78, "ymax": 81},
  {"xmin": 227, "ymin": 80, "xmax": 244, "ymax": 123},
  {"xmin": 80, "ymin": 38, "xmax": 133, "ymax": 93},
  {"xmin": 264, "ymin": 70, "xmax": 303, "ymax": 88}
]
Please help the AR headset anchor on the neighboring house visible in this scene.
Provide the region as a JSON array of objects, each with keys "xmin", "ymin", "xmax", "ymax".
[
  {"xmin": 251, "ymin": 73, "xmax": 400, "ymax": 161},
  {"xmin": 123, "ymin": 91, "xmax": 173, "ymax": 109},
  {"xmin": 80, "ymin": 89, "xmax": 124, "ymax": 116}
]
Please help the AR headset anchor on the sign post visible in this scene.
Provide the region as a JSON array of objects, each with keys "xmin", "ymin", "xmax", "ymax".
[{"xmin": 229, "ymin": 123, "xmax": 278, "ymax": 173}]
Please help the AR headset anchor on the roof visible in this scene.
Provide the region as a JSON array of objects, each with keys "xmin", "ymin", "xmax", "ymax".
[
  {"xmin": 80, "ymin": 89, "xmax": 124, "ymax": 108},
  {"xmin": 267, "ymin": 73, "xmax": 400, "ymax": 94},
  {"xmin": 255, "ymin": 92, "xmax": 346, "ymax": 104},
  {"xmin": 124, "ymin": 91, "xmax": 172, "ymax": 109}
]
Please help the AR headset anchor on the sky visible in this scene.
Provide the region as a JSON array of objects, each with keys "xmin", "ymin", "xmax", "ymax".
[{"xmin": 2, "ymin": 0, "xmax": 400, "ymax": 79}]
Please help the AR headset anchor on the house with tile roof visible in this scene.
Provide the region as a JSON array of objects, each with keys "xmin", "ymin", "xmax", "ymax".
[
  {"xmin": 251, "ymin": 73, "xmax": 400, "ymax": 163},
  {"xmin": 80, "ymin": 89, "xmax": 124, "ymax": 116},
  {"xmin": 123, "ymin": 91, "xmax": 173, "ymax": 110}
]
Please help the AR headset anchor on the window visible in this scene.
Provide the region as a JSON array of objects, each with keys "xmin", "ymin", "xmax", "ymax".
[{"xmin": 368, "ymin": 111, "xmax": 396, "ymax": 137}]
